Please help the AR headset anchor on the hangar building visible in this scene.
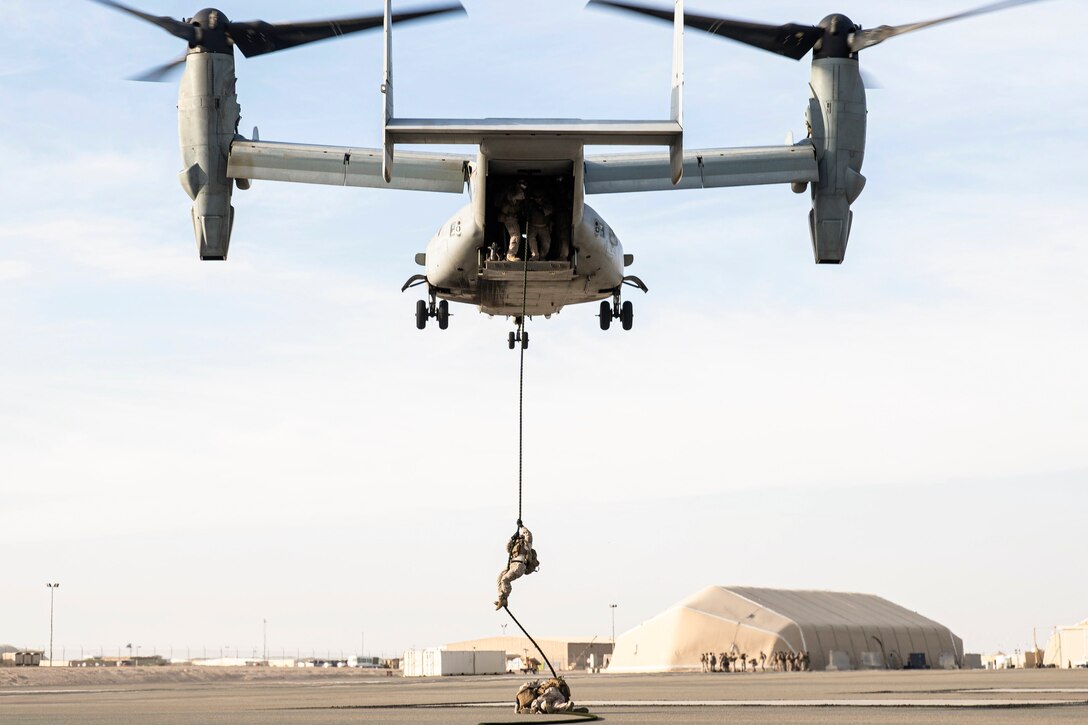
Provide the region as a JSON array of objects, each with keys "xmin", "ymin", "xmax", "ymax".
[{"xmin": 608, "ymin": 586, "xmax": 962, "ymax": 672}]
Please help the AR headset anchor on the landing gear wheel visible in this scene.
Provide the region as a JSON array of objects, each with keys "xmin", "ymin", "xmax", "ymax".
[
  {"xmin": 599, "ymin": 300, "xmax": 612, "ymax": 330},
  {"xmin": 522, "ymin": 331, "xmax": 529, "ymax": 350},
  {"xmin": 620, "ymin": 300, "xmax": 633, "ymax": 331},
  {"xmin": 415, "ymin": 299, "xmax": 427, "ymax": 330},
  {"xmin": 508, "ymin": 331, "xmax": 516, "ymax": 349},
  {"xmin": 437, "ymin": 300, "xmax": 449, "ymax": 330}
]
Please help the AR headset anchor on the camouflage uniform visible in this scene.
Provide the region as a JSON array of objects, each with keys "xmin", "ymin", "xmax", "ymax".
[
  {"xmin": 526, "ymin": 192, "xmax": 554, "ymax": 260},
  {"xmin": 495, "ymin": 523, "xmax": 538, "ymax": 609},
  {"xmin": 515, "ymin": 680, "xmax": 540, "ymax": 713},
  {"xmin": 498, "ymin": 183, "xmax": 527, "ymax": 261},
  {"xmin": 531, "ymin": 678, "xmax": 574, "ymax": 714}
]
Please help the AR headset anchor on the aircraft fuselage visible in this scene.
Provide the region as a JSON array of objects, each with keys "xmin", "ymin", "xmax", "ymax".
[{"xmin": 420, "ymin": 138, "xmax": 628, "ymax": 318}]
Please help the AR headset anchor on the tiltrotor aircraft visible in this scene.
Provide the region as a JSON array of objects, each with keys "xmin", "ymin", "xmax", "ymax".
[{"xmin": 88, "ymin": 0, "xmax": 1047, "ymax": 347}]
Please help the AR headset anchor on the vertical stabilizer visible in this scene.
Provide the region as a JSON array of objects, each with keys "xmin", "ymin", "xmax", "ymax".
[
  {"xmin": 382, "ymin": 0, "xmax": 395, "ymax": 182},
  {"xmin": 669, "ymin": 0, "xmax": 684, "ymax": 184}
]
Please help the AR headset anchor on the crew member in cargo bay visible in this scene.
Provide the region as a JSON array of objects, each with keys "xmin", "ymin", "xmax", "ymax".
[
  {"xmin": 526, "ymin": 188, "xmax": 554, "ymax": 261},
  {"xmin": 498, "ymin": 180, "xmax": 528, "ymax": 262},
  {"xmin": 495, "ymin": 520, "xmax": 538, "ymax": 610}
]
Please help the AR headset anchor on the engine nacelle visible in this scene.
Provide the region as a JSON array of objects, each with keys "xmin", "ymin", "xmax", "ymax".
[
  {"xmin": 177, "ymin": 51, "xmax": 241, "ymax": 260},
  {"xmin": 805, "ymin": 57, "xmax": 867, "ymax": 264}
]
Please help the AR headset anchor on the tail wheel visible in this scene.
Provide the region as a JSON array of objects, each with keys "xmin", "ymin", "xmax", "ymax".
[
  {"xmin": 437, "ymin": 300, "xmax": 449, "ymax": 330},
  {"xmin": 415, "ymin": 299, "xmax": 427, "ymax": 330},
  {"xmin": 620, "ymin": 300, "xmax": 633, "ymax": 331},
  {"xmin": 599, "ymin": 300, "xmax": 612, "ymax": 330}
]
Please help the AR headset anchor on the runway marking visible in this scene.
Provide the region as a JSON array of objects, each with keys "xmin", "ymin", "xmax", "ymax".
[
  {"xmin": 442, "ymin": 699, "xmax": 1088, "ymax": 708},
  {"xmin": 960, "ymin": 688, "xmax": 1088, "ymax": 694}
]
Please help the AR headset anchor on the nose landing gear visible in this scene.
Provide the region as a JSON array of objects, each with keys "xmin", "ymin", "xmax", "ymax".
[
  {"xmin": 508, "ymin": 316, "xmax": 528, "ymax": 349},
  {"xmin": 508, "ymin": 329, "xmax": 528, "ymax": 350}
]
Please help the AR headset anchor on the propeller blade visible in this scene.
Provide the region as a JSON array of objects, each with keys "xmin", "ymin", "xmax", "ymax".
[
  {"xmin": 850, "ymin": 0, "xmax": 1051, "ymax": 53},
  {"xmin": 128, "ymin": 54, "xmax": 187, "ymax": 83},
  {"xmin": 87, "ymin": 0, "xmax": 198, "ymax": 44},
  {"xmin": 229, "ymin": 4, "xmax": 466, "ymax": 58},
  {"xmin": 589, "ymin": 0, "xmax": 822, "ymax": 61}
]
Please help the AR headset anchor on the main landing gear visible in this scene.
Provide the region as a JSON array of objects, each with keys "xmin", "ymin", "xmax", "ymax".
[
  {"xmin": 599, "ymin": 295, "xmax": 634, "ymax": 331},
  {"xmin": 413, "ymin": 287, "xmax": 449, "ymax": 330},
  {"xmin": 598, "ymin": 276, "xmax": 648, "ymax": 332}
]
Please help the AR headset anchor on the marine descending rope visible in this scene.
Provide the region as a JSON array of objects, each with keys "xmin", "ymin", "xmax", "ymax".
[
  {"xmin": 504, "ymin": 213, "xmax": 560, "ymax": 679},
  {"xmin": 489, "ymin": 202, "xmax": 599, "ymax": 725}
]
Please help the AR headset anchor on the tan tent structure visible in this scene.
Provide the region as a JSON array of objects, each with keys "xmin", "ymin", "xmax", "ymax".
[
  {"xmin": 608, "ymin": 586, "xmax": 962, "ymax": 672},
  {"xmin": 1043, "ymin": 619, "xmax": 1088, "ymax": 668}
]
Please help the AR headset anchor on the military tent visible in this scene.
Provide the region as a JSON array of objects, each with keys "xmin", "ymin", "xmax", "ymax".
[
  {"xmin": 608, "ymin": 586, "xmax": 962, "ymax": 672},
  {"xmin": 1043, "ymin": 619, "xmax": 1088, "ymax": 668}
]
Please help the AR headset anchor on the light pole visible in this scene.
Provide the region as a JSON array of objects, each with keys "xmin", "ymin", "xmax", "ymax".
[
  {"xmin": 501, "ymin": 623, "xmax": 507, "ymax": 638},
  {"xmin": 46, "ymin": 583, "xmax": 60, "ymax": 667},
  {"xmin": 263, "ymin": 619, "xmax": 268, "ymax": 663},
  {"xmin": 610, "ymin": 604, "xmax": 617, "ymax": 649}
]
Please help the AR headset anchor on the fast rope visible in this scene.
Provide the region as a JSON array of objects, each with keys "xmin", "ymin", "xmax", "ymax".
[
  {"xmin": 503, "ymin": 604, "xmax": 557, "ymax": 681},
  {"xmin": 517, "ymin": 214, "xmax": 529, "ymax": 523},
  {"xmin": 495, "ymin": 203, "xmax": 599, "ymax": 724}
]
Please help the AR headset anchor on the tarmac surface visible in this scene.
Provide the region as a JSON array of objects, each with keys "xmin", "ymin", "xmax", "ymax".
[{"xmin": 2, "ymin": 666, "xmax": 1088, "ymax": 723}]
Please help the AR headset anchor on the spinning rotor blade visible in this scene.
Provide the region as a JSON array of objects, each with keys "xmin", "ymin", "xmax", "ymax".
[
  {"xmin": 589, "ymin": 0, "xmax": 822, "ymax": 60},
  {"xmin": 228, "ymin": 5, "xmax": 467, "ymax": 59},
  {"xmin": 88, "ymin": 0, "xmax": 199, "ymax": 44},
  {"xmin": 591, "ymin": 0, "xmax": 1051, "ymax": 61},
  {"xmin": 849, "ymin": 0, "xmax": 1050, "ymax": 53},
  {"xmin": 89, "ymin": 1, "xmax": 466, "ymax": 80},
  {"xmin": 129, "ymin": 53, "xmax": 187, "ymax": 83}
]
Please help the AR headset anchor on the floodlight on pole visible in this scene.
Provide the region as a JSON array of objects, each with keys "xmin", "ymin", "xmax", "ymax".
[
  {"xmin": 46, "ymin": 583, "xmax": 60, "ymax": 667},
  {"xmin": 610, "ymin": 603, "xmax": 617, "ymax": 649}
]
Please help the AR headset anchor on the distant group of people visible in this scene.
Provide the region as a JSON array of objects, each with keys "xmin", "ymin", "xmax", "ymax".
[{"xmin": 700, "ymin": 650, "xmax": 811, "ymax": 673}]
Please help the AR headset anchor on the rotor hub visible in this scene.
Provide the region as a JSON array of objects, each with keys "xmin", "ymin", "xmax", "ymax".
[
  {"xmin": 186, "ymin": 8, "xmax": 233, "ymax": 54},
  {"xmin": 814, "ymin": 14, "xmax": 859, "ymax": 60}
]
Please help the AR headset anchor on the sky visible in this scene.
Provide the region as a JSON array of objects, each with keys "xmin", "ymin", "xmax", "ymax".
[{"xmin": 1, "ymin": 0, "xmax": 1086, "ymax": 662}]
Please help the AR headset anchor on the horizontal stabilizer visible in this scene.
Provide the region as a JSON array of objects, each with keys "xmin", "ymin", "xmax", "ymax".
[
  {"xmin": 585, "ymin": 143, "xmax": 818, "ymax": 194},
  {"xmin": 384, "ymin": 118, "xmax": 682, "ymax": 146},
  {"xmin": 228, "ymin": 140, "xmax": 469, "ymax": 193}
]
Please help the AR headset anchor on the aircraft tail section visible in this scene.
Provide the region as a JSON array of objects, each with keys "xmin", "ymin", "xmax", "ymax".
[
  {"xmin": 382, "ymin": 1, "xmax": 686, "ymax": 185},
  {"xmin": 382, "ymin": 0, "xmax": 395, "ymax": 182},
  {"xmin": 669, "ymin": 0, "xmax": 684, "ymax": 184}
]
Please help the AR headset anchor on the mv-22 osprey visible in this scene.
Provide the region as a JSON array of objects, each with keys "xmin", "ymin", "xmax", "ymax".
[{"xmin": 90, "ymin": 0, "xmax": 1046, "ymax": 348}]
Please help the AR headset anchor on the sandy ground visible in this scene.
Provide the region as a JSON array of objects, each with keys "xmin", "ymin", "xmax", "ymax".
[{"xmin": 2, "ymin": 666, "xmax": 1087, "ymax": 724}]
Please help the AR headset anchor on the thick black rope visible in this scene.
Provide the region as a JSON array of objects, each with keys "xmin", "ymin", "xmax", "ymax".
[
  {"xmin": 478, "ymin": 711, "xmax": 600, "ymax": 725},
  {"xmin": 503, "ymin": 604, "xmax": 557, "ymax": 681},
  {"xmin": 517, "ymin": 215, "xmax": 530, "ymax": 522},
  {"xmin": 499, "ymin": 210, "xmax": 599, "ymax": 723}
]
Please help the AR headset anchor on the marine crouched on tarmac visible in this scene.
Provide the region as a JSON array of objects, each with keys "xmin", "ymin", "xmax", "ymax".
[{"xmin": 515, "ymin": 677, "xmax": 585, "ymax": 714}]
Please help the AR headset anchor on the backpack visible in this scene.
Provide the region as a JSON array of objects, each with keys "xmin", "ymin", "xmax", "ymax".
[{"xmin": 525, "ymin": 548, "xmax": 540, "ymax": 575}]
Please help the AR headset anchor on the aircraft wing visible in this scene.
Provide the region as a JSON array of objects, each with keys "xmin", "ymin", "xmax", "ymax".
[
  {"xmin": 584, "ymin": 143, "xmax": 818, "ymax": 194},
  {"xmin": 227, "ymin": 140, "xmax": 469, "ymax": 193}
]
